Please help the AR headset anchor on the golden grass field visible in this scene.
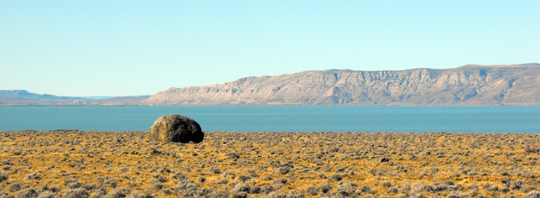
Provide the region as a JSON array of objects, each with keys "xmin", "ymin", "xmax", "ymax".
[{"xmin": 1, "ymin": 130, "xmax": 539, "ymax": 198}]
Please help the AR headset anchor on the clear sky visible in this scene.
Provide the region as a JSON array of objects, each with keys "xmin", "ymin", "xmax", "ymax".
[{"xmin": 1, "ymin": 1, "xmax": 539, "ymax": 96}]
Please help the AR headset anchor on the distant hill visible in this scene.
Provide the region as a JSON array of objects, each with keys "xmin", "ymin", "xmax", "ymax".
[
  {"xmin": 0, "ymin": 90, "xmax": 149, "ymax": 106},
  {"xmin": 142, "ymin": 63, "xmax": 540, "ymax": 106},
  {"xmin": 0, "ymin": 90, "xmax": 82, "ymax": 101}
]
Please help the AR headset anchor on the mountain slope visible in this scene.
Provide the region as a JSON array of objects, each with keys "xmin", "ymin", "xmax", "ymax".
[{"xmin": 142, "ymin": 64, "xmax": 540, "ymax": 106}]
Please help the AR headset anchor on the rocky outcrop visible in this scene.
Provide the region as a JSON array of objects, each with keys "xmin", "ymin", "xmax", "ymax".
[
  {"xmin": 149, "ymin": 114, "xmax": 204, "ymax": 143},
  {"xmin": 142, "ymin": 64, "xmax": 540, "ymax": 106}
]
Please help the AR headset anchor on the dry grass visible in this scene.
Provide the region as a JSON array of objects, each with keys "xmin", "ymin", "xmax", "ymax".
[{"xmin": 0, "ymin": 130, "xmax": 539, "ymax": 197}]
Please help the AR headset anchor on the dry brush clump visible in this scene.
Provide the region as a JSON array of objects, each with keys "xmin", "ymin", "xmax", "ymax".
[{"xmin": 0, "ymin": 130, "xmax": 539, "ymax": 197}]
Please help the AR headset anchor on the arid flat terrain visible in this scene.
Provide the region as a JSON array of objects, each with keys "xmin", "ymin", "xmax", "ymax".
[{"xmin": 1, "ymin": 131, "xmax": 539, "ymax": 197}]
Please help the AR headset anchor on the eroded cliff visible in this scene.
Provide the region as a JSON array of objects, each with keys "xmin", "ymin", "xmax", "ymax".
[{"xmin": 143, "ymin": 64, "xmax": 540, "ymax": 106}]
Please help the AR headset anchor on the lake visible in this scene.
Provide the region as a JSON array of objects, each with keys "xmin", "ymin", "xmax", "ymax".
[{"xmin": 1, "ymin": 106, "xmax": 539, "ymax": 133}]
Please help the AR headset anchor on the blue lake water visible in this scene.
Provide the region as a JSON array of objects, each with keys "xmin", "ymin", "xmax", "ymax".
[{"xmin": 1, "ymin": 106, "xmax": 539, "ymax": 133}]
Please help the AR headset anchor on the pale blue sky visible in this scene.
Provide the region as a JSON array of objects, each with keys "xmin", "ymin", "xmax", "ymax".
[{"xmin": 1, "ymin": 1, "xmax": 539, "ymax": 96}]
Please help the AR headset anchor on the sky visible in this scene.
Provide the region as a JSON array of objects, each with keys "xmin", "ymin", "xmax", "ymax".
[{"xmin": 1, "ymin": 1, "xmax": 539, "ymax": 96}]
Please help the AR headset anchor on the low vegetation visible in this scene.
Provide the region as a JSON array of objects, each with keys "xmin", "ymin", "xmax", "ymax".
[{"xmin": 0, "ymin": 130, "xmax": 539, "ymax": 197}]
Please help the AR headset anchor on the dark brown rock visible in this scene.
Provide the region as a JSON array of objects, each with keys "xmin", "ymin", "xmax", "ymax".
[{"xmin": 149, "ymin": 114, "xmax": 204, "ymax": 143}]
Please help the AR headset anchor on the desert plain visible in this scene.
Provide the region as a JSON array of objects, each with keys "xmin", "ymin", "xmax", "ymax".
[{"xmin": 1, "ymin": 130, "xmax": 539, "ymax": 198}]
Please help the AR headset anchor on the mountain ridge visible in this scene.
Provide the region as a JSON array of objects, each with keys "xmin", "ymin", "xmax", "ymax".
[
  {"xmin": 2, "ymin": 64, "xmax": 539, "ymax": 106},
  {"xmin": 142, "ymin": 64, "xmax": 540, "ymax": 106},
  {"xmin": 0, "ymin": 90, "xmax": 83, "ymax": 101},
  {"xmin": 0, "ymin": 91, "xmax": 149, "ymax": 106}
]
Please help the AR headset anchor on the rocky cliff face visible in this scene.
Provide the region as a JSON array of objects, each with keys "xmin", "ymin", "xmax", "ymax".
[{"xmin": 142, "ymin": 64, "xmax": 540, "ymax": 106}]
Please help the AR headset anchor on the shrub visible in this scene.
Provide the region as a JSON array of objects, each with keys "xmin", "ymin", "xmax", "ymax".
[
  {"xmin": 360, "ymin": 185, "xmax": 371, "ymax": 193},
  {"xmin": 162, "ymin": 188, "xmax": 172, "ymax": 195},
  {"xmin": 157, "ymin": 176, "xmax": 168, "ymax": 183},
  {"xmin": 487, "ymin": 185, "xmax": 499, "ymax": 192},
  {"xmin": 107, "ymin": 187, "xmax": 131, "ymax": 198},
  {"xmin": 63, "ymin": 188, "xmax": 89, "ymax": 198},
  {"xmin": 424, "ymin": 185, "xmax": 435, "ymax": 192},
  {"xmin": 224, "ymin": 172, "xmax": 237, "ymax": 179},
  {"xmin": 0, "ymin": 172, "xmax": 8, "ymax": 182},
  {"xmin": 81, "ymin": 183, "xmax": 96, "ymax": 191},
  {"xmin": 525, "ymin": 148, "xmax": 539, "ymax": 153},
  {"xmin": 238, "ymin": 175, "xmax": 250, "ymax": 183},
  {"xmin": 277, "ymin": 166, "xmax": 290, "ymax": 175},
  {"xmin": 127, "ymin": 191, "xmax": 156, "ymax": 198},
  {"xmin": 196, "ymin": 188, "xmax": 212, "ymax": 197},
  {"xmin": 217, "ymin": 178, "xmax": 229, "ymax": 184},
  {"xmin": 24, "ymin": 173, "xmax": 42, "ymax": 180},
  {"xmin": 93, "ymin": 186, "xmax": 107, "ymax": 197},
  {"xmin": 15, "ymin": 188, "xmax": 39, "ymax": 198},
  {"xmin": 387, "ymin": 187, "xmax": 399, "ymax": 194},
  {"xmin": 9, "ymin": 182, "xmax": 22, "ymax": 192},
  {"xmin": 170, "ymin": 172, "xmax": 187, "ymax": 181},
  {"xmin": 105, "ymin": 178, "xmax": 117, "ymax": 188},
  {"xmin": 230, "ymin": 192, "xmax": 247, "ymax": 198},
  {"xmin": 197, "ymin": 177, "xmax": 206, "ymax": 183},
  {"xmin": 382, "ymin": 181, "xmax": 392, "ymax": 188},
  {"xmin": 511, "ymin": 180, "xmax": 524, "ymax": 190},
  {"xmin": 210, "ymin": 166, "xmax": 221, "ymax": 174},
  {"xmin": 319, "ymin": 183, "xmax": 332, "ymax": 193},
  {"xmin": 330, "ymin": 174, "xmax": 342, "ymax": 182},
  {"xmin": 0, "ymin": 192, "xmax": 14, "ymax": 198},
  {"xmin": 37, "ymin": 192, "xmax": 55, "ymax": 198},
  {"xmin": 48, "ymin": 186, "xmax": 61, "ymax": 193},
  {"xmin": 286, "ymin": 191, "xmax": 305, "ymax": 198},
  {"xmin": 522, "ymin": 191, "xmax": 540, "ymax": 198},
  {"xmin": 436, "ymin": 184, "xmax": 449, "ymax": 192},
  {"xmin": 412, "ymin": 194, "xmax": 428, "ymax": 198},
  {"xmin": 337, "ymin": 182, "xmax": 353, "ymax": 196},
  {"xmin": 261, "ymin": 185, "xmax": 275, "ymax": 194},
  {"xmin": 467, "ymin": 171, "xmax": 478, "ymax": 175},
  {"xmin": 149, "ymin": 179, "xmax": 163, "ymax": 190},
  {"xmin": 306, "ymin": 186, "xmax": 318, "ymax": 196},
  {"xmin": 227, "ymin": 153, "xmax": 241, "ymax": 160},
  {"xmin": 232, "ymin": 183, "xmax": 250, "ymax": 193},
  {"xmin": 273, "ymin": 178, "xmax": 287, "ymax": 185},
  {"xmin": 249, "ymin": 186, "xmax": 262, "ymax": 194},
  {"xmin": 68, "ymin": 182, "xmax": 82, "ymax": 189}
]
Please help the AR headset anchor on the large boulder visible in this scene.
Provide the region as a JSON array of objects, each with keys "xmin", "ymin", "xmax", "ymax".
[{"xmin": 149, "ymin": 114, "xmax": 204, "ymax": 143}]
